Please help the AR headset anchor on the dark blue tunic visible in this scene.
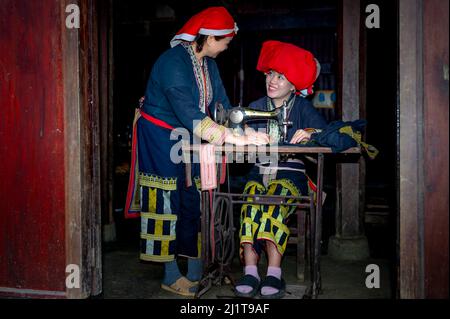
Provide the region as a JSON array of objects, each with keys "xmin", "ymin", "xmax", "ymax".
[{"xmin": 142, "ymin": 44, "xmax": 232, "ymax": 132}]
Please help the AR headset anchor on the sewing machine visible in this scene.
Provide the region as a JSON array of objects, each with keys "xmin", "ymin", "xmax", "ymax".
[{"xmin": 213, "ymin": 102, "xmax": 293, "ymax": 142}]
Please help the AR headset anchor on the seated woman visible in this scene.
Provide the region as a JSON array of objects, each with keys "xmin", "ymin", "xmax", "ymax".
[{"xmin": 234, "ymin": 40, "xmax": 327, "ymax": 299}]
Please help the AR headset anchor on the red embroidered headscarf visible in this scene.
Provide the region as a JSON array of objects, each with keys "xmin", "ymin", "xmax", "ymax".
[
  {"xmin": 257, "ymin": 40, "xmax": 320, "ymax": 96},
  {"xmin": 170, "ymin": 7, "xmax": 238, "ymax": 48}
]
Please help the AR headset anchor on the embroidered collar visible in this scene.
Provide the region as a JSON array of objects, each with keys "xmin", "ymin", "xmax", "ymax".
[
  {"xmin": 181, "ymin": 42, "xmax": 213, "ymax": 114},
  {"xmin": 266, "ymin": 93, "xmax": 296, "ymax": 143},
  {"xmin": 266, "ymin": 93, "xmax": 296, "ymax": 111}
]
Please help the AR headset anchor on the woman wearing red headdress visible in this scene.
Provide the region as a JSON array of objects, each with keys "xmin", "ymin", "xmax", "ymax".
[
  {"xmin": 124, "ymin": 7, "xmax": 270, "ymax": 297},
  {"xmin": 234, "ymin": 40, "xmax": 327, "ymax": 299}
]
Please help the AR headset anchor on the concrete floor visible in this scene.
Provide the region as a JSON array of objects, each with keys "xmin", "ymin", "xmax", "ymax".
[{"xmin": 101, "ymin": 240, "xmax": 393, "ymax": 299}]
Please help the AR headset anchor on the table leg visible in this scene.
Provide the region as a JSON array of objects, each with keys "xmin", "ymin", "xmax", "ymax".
[
  {"xmin": 312, "ymin": 153, "xmax": 324, "ymax": 298},
  {"xmin": 309, "ymin": 192, "xmax": 316, "ymax": 298},
  {"xmin": 297, "ymin": 209, "xmax": 306, "ymax": 282},
  {"xmin": 201, "ymin": 191, "xmax": 210, "ymax": 271}
]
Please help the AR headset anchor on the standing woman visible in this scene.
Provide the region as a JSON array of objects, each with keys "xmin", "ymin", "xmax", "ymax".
[{"xmin": 124, "ymin": 7, "xmax": 269, "ymax": 297}]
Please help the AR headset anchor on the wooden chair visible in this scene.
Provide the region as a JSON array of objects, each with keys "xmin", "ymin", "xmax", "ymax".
[{"xmin": 287, "ymin": 209, "xmax": 308, "ymax": 282}]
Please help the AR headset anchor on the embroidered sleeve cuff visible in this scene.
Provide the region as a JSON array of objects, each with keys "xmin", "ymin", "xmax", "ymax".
[
  {"xmin": 193, "ymin": 117, "xmax": 229, "ymax": 145},
  {"xmin": 304, "ymin": 128, "xmax": 322, "ymax": 134}
]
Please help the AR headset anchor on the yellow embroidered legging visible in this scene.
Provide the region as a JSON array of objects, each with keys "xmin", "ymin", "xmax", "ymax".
[
  {"xmin": 239, "ymin": 178, "xmax": 303, "ymax": 260},
  {"xmin": 139, "ymin": 173, "xmax": 202, "ymax": 262}
]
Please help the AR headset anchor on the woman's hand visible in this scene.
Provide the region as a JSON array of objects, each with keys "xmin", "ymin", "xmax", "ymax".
[
  {"xmin": 289, "ymin": 129, "xmax": 313, "ymax": 144},
  {"xmin": 245, "ymin": 127, "xmax": 272, "ymax": 145},
  {"xmin": 246, "ymin": 130, "xmax": 271, "ymax": 145},
  {"xmin": 224, "ymin": 130, "xmax": 270, "ymax": 146}
]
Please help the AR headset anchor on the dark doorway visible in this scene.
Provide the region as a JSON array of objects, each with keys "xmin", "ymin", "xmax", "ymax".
[
  {"xmin": 103, "ymin": 0, "xmax": 398, "ymax": 299},
  {"xmin": 362, "ymin": 0, "xmax": 398, "ymax": 295}
]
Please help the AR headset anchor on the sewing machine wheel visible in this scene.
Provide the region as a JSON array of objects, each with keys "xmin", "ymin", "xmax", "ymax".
[{"xmin": 212, "ymin": 195, "xmax": 235, "ymax": 267}]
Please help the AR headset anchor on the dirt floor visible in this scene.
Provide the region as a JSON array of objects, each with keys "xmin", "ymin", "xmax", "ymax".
[{"xmin": 101, "ymin": 238, "xmax": 393, "ymax": 299}]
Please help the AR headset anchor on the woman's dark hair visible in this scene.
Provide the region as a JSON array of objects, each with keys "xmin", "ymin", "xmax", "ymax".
[{"xmin": 195, "ymin": 34, "xmax": 226, "ymax": 53}]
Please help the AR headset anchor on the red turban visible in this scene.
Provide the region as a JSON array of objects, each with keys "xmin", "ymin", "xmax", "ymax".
[
  {"xmin": 257, "ymin": 40, "xmax": 319, "ymax": 95},
  {"xmin": 170, "ymin": 7, "xmax": 238, "ymax": 48}
]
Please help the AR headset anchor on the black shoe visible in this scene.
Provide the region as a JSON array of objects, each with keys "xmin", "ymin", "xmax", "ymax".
[
  {"xmin": 234, "ymin": 274, "xmax": 260, "ymax": 298},
  {"xmin": 259, "ymin": 275, "xmax": 286, "ymax": 299}
]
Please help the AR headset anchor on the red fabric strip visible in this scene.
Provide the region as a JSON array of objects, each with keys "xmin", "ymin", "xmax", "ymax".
[
  {"xmin": 140, "ymin": 110, "xmax": 174, "ymax": 130},
  {"xmin": 219, "ymin": 155, "xmax": 227, "ymax": 184},
  {"xmin": 200, "ymin": 144, "xmax": 217, "ymax": 190},
  {"xmin": 209, "ymin": 189, "xmax": 215, "ymax": 262},
  {"xmin": 124, "ymin": 116, "xmax": 141, "ymax": 219}
]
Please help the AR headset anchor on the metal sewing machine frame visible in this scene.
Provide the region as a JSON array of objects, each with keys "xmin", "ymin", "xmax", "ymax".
[{"xmin": 191, "ymin": 146, "xmax": 327, "ymax": 299}]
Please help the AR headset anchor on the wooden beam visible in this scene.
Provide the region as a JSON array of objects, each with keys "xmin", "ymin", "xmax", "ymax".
[
  {"xmin": 398, "ymin": 0, "xmax": 425, "ymax": 299},
  {"xmin": 423, "ymin": 0, "xmax": 449, "ymax": 299},
  {"xmin": 62, "ymin": 0, "xmax": 85, "ymax": 299},
  {"xmin": 98, "ymin": 0, "xmax": 115, "ymax": 234},
  {"xmin": 335, "ymin": 0, "xmax": 365, "ymax": 239},
  {"xmin": 339, "ymin": 0, "xmax": 360, "ymax": 122},
  {"xmin": 81, "ymin": 0, "xmax": 102, "ymax": 296},
  {"xmin": 108, "ymin": 0, "xmax": 115, "ymax": 231},
  {"xmin": 63, "ymin": 0, "xmax": 102, "ymax": 298}
]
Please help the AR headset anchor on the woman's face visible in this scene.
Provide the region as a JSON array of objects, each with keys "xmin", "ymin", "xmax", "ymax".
[
  {"xmin": 205, "ymin": 36, "xmax": 233, "ymax": 58},
  {"xmin": 265, "ymin": 70, "xmax": 295, "ymax": 104}
]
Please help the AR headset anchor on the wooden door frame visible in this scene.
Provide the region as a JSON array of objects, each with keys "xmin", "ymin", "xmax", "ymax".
[
  {"xmin": 62, "ymin": 0, "xmax": 102, "ymax": 299},
  {"xmin": 398, "ymin": 0, "xmax": 425, "ymax": 299},
  {"xmin": 61, "ymin": 0, "xmax": 448, "ymax": 299}
]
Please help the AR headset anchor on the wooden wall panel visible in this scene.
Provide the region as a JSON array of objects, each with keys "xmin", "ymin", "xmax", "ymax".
[
  {"xmin": 399, "ymin": 0, "xmax": 425, "ymax": 299},
  {"xmin": 0, "ymin": 0, "xmax": 66, "ymax": 295},
  {"xmin": 423, "ymin": 0, "xmax": 449, "ymax": 299}
]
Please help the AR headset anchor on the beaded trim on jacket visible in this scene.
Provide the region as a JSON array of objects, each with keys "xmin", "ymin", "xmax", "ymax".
[
  {"xmin": 266, "ymin": 93, "xmax": 296, "ymax": 143},
  {"xmin": 181, "ymin": 42, "xmax": 213, "ymax": 114}
]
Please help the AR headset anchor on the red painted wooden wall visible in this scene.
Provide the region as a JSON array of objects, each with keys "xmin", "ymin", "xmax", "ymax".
[{"xmin": 0, "ymin": 1, "xmax": 66, "ymax": 296}]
